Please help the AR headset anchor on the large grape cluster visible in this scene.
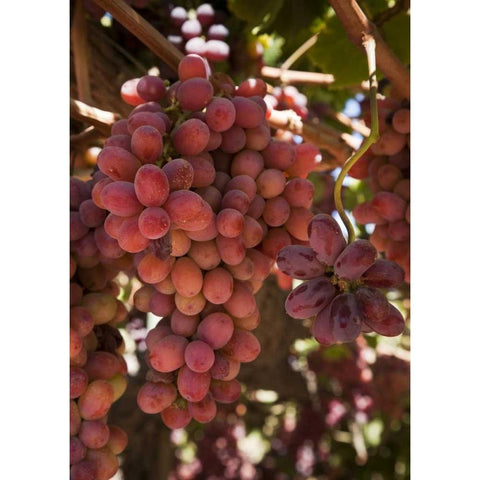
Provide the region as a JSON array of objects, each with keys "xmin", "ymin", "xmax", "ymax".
[
  {"xmin": 277, "ymin": 213, "xmax": 406, "ymax": 345},
  {"xmin": 70, "ymin": 178, "xmax": 130, "ymax": 480},
  {"xmin": 167, "ymin": 3, "xmax": 230, "ymax": 63},
  {"xmin": 88, "ymin": 53, "xmax": 323, "ymax": 429},
  {"xmin": 350, "ymin": 98, "xmax": 410, "ymax": 282}
]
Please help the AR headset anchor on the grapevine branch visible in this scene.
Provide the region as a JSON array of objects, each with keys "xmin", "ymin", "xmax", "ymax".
[
  {"xmin": 72, "ymin": 0, "xmax": 92, "ymax": 103},
  {"xmin": 261, "ymin": 66, "xmax": 335, "ymax": 85},
  {"xmin": 92, "ymin": 0, "xmax": 183, "ymax": 71},
  {"xmin": 280, "ymin": 32, "xmax": 319, "ymax": 71},
  {"xmin": 70, "ymin": 98, "xmax": 120, "ymax": 137},
  {"xmin": 328, "ymin": 0, "xmax": 410, "ymax": 100},
  {"xmin": 333, "ymin": 35, "xmax": 379, "ymax": 243}
]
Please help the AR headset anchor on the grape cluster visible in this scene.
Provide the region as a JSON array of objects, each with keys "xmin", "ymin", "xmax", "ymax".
[
  {"xmin": 350, "ymin": 98, "xmax": 410, "ymax": 282},
  {"xmin": 277, "ymin": 213, "xmax": 406, "ymax": 345},
  {"xmin": 70, "ymin": 178, "xmax": 130, "ymax": 480},
  {"xmin": 265, "ymin": 85, "xmax": 309, "ymax": 120},
  {"xmin": 167, "ymin": 3, "xmax": 230, "ymax": 63},
  {"xmin": 91, "ymin": 53, "xmax": 322, "ymax": 429}
]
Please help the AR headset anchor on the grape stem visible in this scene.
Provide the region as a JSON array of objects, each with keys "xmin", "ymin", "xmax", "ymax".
[
  {"xmin": 261, "ymin": 66, "xmax": 335, "ymax": 85},
  {"xmin": 333, "ymin": 35, "xmax": 379, "ymax": 244}
]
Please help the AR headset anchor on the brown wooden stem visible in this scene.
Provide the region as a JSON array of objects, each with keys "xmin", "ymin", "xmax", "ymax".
[
  {"xmin": 72, "ymin": 0, "xmax": 92, "ymax": 103},
  {"xmin": 70, "ymin": 98, "xmax": 120, "ymax": 137},
  {"xmin": 92, "ymin": 0, "xmax": 184, "ymax": 71},
  {"xmin": 261, "ymin": 66, "xmax": 335, "ymax": 85},
  {"xmin": 328, "ymin": 0, "xmax": 410, "ymax": 100}
]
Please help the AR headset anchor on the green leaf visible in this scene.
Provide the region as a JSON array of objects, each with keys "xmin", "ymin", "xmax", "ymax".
[
  {"xmin": 382, "ymin": 12, "xmax": 410, "ymax": 65},
  {"xmin": 227, "ymin": 0, "xmax": 284, "ymax": 31}
]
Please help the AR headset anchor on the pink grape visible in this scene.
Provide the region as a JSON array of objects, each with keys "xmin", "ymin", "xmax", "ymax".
[
  {"xmin": 97, "ymin": 146, "xmax": 140, "ymax": 182},
  {"xmin": 178, "ymin": 54, "xmax": 210, "ymax": 81},
  {"xmin": 223, "ymin": 281, "xmax": 256, "ymax": 318},
  {"xmin": 185, "ymin": 340, "xmax": 215, "ymax": 373},
  {"xmin": 361, "ymin": 259, "xmax": 405, "ymax": 288},
  {"xmin": 171, "ymin": 257, "xmax": 204, "ymax": 298},
  {"xmin": 172, "ymin": 119, "xmax": 210, "ymax": 156},
  {"xmin": 245, "ymin": 123, "xmax": 271, "ymax": 151},
  {"xmin": 256, "ymin": 169, "xmax": 286, "ymax": 198},
  {"xmin": 100, "ymin": 181, "xmax": 143, "ymax": 217},
  {"xmin": 330, "ymin": 293, "xmax": 363, "ymax": 343},
  {"xmin": 184, "ymin": 155, "xmax": 216, "ymax": 187},
  {"xmin": 232, "ymin": 96, "xmax": 265, "ymax": 128},
  {"xmin": 276, "ymin": 245, "xmax": 326, "ymax": 279},
  {"xmin": 188, "ymin": 393, "xmax": 217, "ymax": 423},
  {"xmin": 131, "ymin": 125, "xmax": 163, "ymax": 164},
  {"xmin": 285, "ymin": 207, "xmax": 313, "ymax": 241},
  {"xmin": 188, "ymin": 240, "xmax": 221, "ymax": 270},
  {"xmin": 177, "ymin": 365, "xmax": 211, "ymax": 402},
  {"xmin": 220, "ymin": 189, "xmax": 250, "ymax": 214},
  {"xmin": 308, "ymin": 214, "xmax": 347, "ymax": 266},
  {"xmin": 205, "ymin": 97, "xmax": 236, "ymax": 132},
  {"xmin": 149, "ymin": 291, "xmax": 176, "ymax": 317},
  {"xmin": 137, "ymin": 381, "xmax": 177, "ymax": 413},
  {"xmin": 261, "ymin": 228, "xmax": 292, "ymax": 259},
  {"xmin": 127, "ymin": 112, "xmax": 166, "ymax": 135},
  {"xmin": 136, "ymin": 75, "xmax": 166, "ymax": 102},
  {"xmin": 161, "ymin": 404, "xmax": 192, "ymax": 429},
  {"xmin": 220, "ymin": 125, "xmax": 246, "ymax": 153},
  {"xmin": 117, "ymin": 215, "xmax": 150, "ymax": 253},
  {"xmin": 162, "ymin": 158, "xmax": 194, "ymax": 191},
  {"xmin": 196, "ymin": 312, "xmax": 234, "ymax": 349},
  {"xmin": 205, "ymin": 39, "xmax": 230, "ymax": 62},
  {"xmin": 175, "ymin": 291, "xmax": 207, "ymax": 316},
  {"xmin": 138, "ymin": 207, "xmax": 170, "ymax": 239},
  {"xmin": 78, "ymin": 380, "xmax": 114, "ymax": 420},
  {"xmin": 79, "ymin": 420, "xmax": 110, "ymax": 449},
  {"xmin": 236, "ymin": 78, "xmax": 267, "ymax": 98},
  {"xmin": 137, "ymin": 253, "xmax": 174, "ymax": 284},
  {"xmin": 209, "ymin": 379, "xmax": 242, "ymax": 403},
  {"xmin": 170, "ymin": 310, "xmax": 200, "ymax": 337},
  {"xmin": 121, "ymin": 78, "xmax": 143, "ymax": 106},
  {"xmin": 363, "ymin": 303, "xmax": 405, "ymax": 336},
  {"xmin": 164, "ymin": 190, "xmax": 213, "ymax": 231},
  {"xmin": 149, "ymin": 334, "xmax": 188, "ymax": 373},
  {"xmin": 216, "ymin": 234, "xmax": 245, "ymax": 265},
  {"xmin": 283, "ymin": 178, "xmax": 314, "ymax": 208},
  {"xmin": 202, "ymin": 267, "xmax": 234, "ymax": 304},
  {"xmin": 333, "ymin": 239, "xmax": 377, "ymax": 280}
]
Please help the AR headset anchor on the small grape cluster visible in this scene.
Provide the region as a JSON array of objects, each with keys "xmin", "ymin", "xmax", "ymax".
[
  {"xmin": 265, "ymin": 85, "xmax": 309, "ymax": 120},
  {"xmin": 350, "ymin": 98, "xmax": 410, "ymax": 282},
  {"xmin": 90, "ymin": 53, "xmax": 323, "ymax": 429},
  {"xmin": 277, "ymin": 213, "xmax": 405, "ymax": 345},
  {"xmin": 167, "ymin": 3, "xmax": 230, "ymax": 63},
  {"xmin": 70, "ymin": 179, "xmax": 130, "ymax": 480}
]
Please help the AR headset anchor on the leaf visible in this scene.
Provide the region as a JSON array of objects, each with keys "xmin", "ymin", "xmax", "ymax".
[
  {"xmin": 382, "ymin": 12, "xmax": 410, "ymax": 65},
  {"xmin": 227, "ymin": 0, "xmax": 284, "ymax": 30}
]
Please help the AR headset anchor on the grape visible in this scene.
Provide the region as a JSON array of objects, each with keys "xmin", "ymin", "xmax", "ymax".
[
  {"xmin": 185, "ymin": 340, "xmax": 215, "ymax": 372},
  {"xmin": 106, "ymin": 425, "xmax": 128, "ymax": 455},
  {"xmin": 78, "ymin": 380, "xmax": 114, "ymax": 420},
  {"xmin": 177, "ymin": 365, "xmax": 211, "ymax": 402},
  {"xmin": 210, "ymin": 352, "xmax": 231, "ymax": 379},
  {"xmin": 330, "ymin": 293, "xmax": 363, "ymax": 343},
  {"xmin": 204, "ymin": 39, "xmax": 230, "ymax": 62},
  {"xmin": 393, "ymin": 179, "xmax": 410, "ymax": 201},
  {"xmin": 216, "ymin": 234, "xmax": 246, "ymax": 265},
  {"xmin": 184, "ymin": 155, "xmax": 216, "ymax": 187},
  {"xmin": 94, "ymin": 226, "xmax": 124, "ymax": 259},
  {"xmin": 171, "ymin": 310, "xmax": 200, "ymax": 337},
  {"xmin": 236, "ymin": 78, "xmax": 267, "ymax": 98},
  {"xmin": 131, "ymin": 125, "xmax": 163, "ymax": 164},
  {"xmin": 70, "ymin": 436, "xmax": 86, "ymax": 465},
  {"xmin": 100, "ymin": 181, "xmax": 143, "ymax": 217},
  {"xmin": 352, "ymin": 201, "xmax": 387, "ymax": 225},
  {"xmin": 221, "ymin": 328, "xmax": 260, "ymax": 363},
  {"xmin": 202, "ymin": 267, "xmax": 234, "ymax": 305},
  {"xmin": 372, "ymin": 191, "xmax": 407, "ymax": 222},
  {"xmin": 240, "ymin": 216, "xmax": 263, "ymax": 249},
  {"xmin": 162, "ymin": 158, "xmax": 194, "ymax": 191},
  {"xmin": 81, "ymin": 293, "xmax": 117, "ymax": 325},
  {"xmin": 230, "ymin": 150, "xmax": 264, "ymax": 179},
  {"xmin": 149, "ymin": 291, "xmax": 176, "ymax": 317},
  {"xmin": 154, "ymin": 274, "xmax": 176, "ymax": 295},
  {"xmin": 188, "ymin": 240, "xmax": 221, "ymax": 270},
  {"xmin": 224, "ymin": 175, "xmax": 257, "ymax": 201},
  {"xmin": 170, "ymin": 229, "xmax": 191, "ymax": 256},
  {"xmin": 79, "ymin": 420, "xmax": 110, "ymax": 449},
  {"xmin": 246, "ymin": 195, "xmax": 265, "ymax": 219},
  {"xmin": 185, "ymin": 37, "xmax": 206, "ymax": 56},
  {"xmin": 70, "ymin": 367, "xmax": 88, "ymax": 399},
  {"xmin": 177, "ymin": 78, "xmax": 214, "ymax": 111},
  {"xmin": 283, "ymin": 178, "xmax": 314, "ymax": 208},
  {"xmin": 285, "ymin": 277, "xmax": 336, "ymax": 319},
  {"xmin": 276, "ymin": 245, "xmax": 325, "ymax": 279},
  {"xmin": 334, "ymin": 239, "xmax": 377, "ymax": 280},
  {"xmin": 371, "ymin": 128, "xmax": 407, "ymax": 156},
  {"xmin": 392, "ymin": 108, "xmax": 410, "ymax": 134},
  {"xmin": 377, "ymin": 164, "xmax": 403, "ymax": 191},
  {"xmin": 175, "ymin": 291, "xmax": 207, "ymax": 316},
  {"xmin": 161, "ymin": 404, "xmax": 192, "ymax": 429},
  {"xmin": 261, "ymin": 227, "xmax": 292, "ymax": 259},
  {"xmin": 262, "ymin": 140, "xmax": 296, "ymax": 170},
  {"xmin": 213, "ymin": 170, "xmax": 231, "ymax": 190},
  {"xmin": 220, "ymin": 189, "xmax": 250, "ymax": 214},
  {"xmin": 71, "ymin": 212, "xmax": 89, "ymax": 241},
  {"xmin": 286, "ymin": 143, "xmax": 321, "ymax": 178},
  {"xmin": 171, "ymin": 257, "xmax": 204, "ymax": 297},
  {"xmin": 145, "ymin": 322, "xmax": 172, "ymax": 350},
  {"xmin": 91, "ymin": 177, "xmax": 113, "ymax": 210},
  {"xmin": 137, "ymin": 381, "xmax": 177, "ymax": 413},
  {"xmin": 85, "ymin": 446, "xmax": 119, "ymax": 480},
  {"xmin": 127, "ymin": 112, "xmax": 166, "ymax": 136},
  {"xmin": 256, "ymin": 169, "xmax": 286, "ymax": 198},
  {"xmin": 220, "ymin": 125, "xmax": 246, "ymax": 153},
  {"xmin": 181, "ymin": 19, "xmax": 202, "ymax": 40},
  {"xmin": 170, "ymin": 6, "xmax": 187, "ymax": 27},
  {"xmin": 355, "ymin": 287, "xmax": 390, "ymax": 322},
  {"xmin": 70, "ymin": 400, "xmax": 81, "ymax": 436},
  {"xmin": 195, "ymin": 186, "xmax": 222, "ymax": 212},
  {"xmin": 79, "ymin": 199, "xmax": 106, "ymax": 229},
  {"xmin": 138, "ymin": 207, "xmax": 170, "ymax": 239},
  {"xmin": 188, "ymin": 393, "xmax": 217, "ymax": 423},
  {"xmin": 120, "ymin": 78, "xmax": 143, "ymax": 106},
  {"xmin": 232, "ymin": 307, "xmax": 260, "ymax": 331},
  {"xmin": 133, "ymin": 164, "xmax": 170, "ymax": 208},
  {"xmin": 178, "ymin": 54, "xmax": 210, "ymax": 81},
  {"xmin": 70, "ymin": 460, "xmax": 96, "ymax": 480},
  {"xmin": 149, "ymin": 335, "xmax": 188, "ymax": 373},
  {"xmin": 117, "ymin": 215, "xmax": 150, "ymax": 253},
  {"xmin": 205, "ymin": 96, "xmax": 236, "ymax": 132},
  {"xmin": 209, "ymin": 379, "xmax": 241, "ymax": 403},
  {"xmin": 206, "ymin": 129, "xmax": 223, "ymax": 151},
  {"xmin": 72, "ymin": 231, "xmax": 99, "ymax": 257},
  {"xmin": 185, "ymin": 215, "xmax": 219, "ymax": 241},
  {"xmin": 363, "ymin": 303, "xmax": 405, "ymax": 336},
  {"xmin": 245, "ymin": 123, "xmax": 271, "ymax": 151},
  {"xmin": 308, "ymin": 214, "xmax": 347, "ymax": 266},
  {"xmin": 262, "ymin": 197, "xmax": 290, "ymax": 227},
  {"xmin": 172, "ymin": 119, "xmax": 210, "ymax": 156},
  {"xmin": 84, "ymin": 352, "xmax": 121, "ymax": 380},
  {"xmin": 164, "ymin": 190, "xmax": 213, "ymax": 231},
  {"xmin": 361, "ymin": 258, "xmax": 405, "ymax": 288},
  {"xmin": 387, "ymin": 220, "xmax": 410, "ymax": 242},
  {"xmin": 110, "ymin": 118, "xmax": 129, "ymax": 136},
  {"xmin": 136, "ymin": 75, "xmax": 166, "ymax": 102},
  {"xmin": 70, "ymin": 307, "xmax": 94, "ymax": 338},
  {"xmin": 196, "ymin": 312, "xmax": 234, "ymax": 349},
  {"xmin": 216, "ymin": 208, "xmax": 244, "ymax": 237},
  {"xmin": 231, "ymin": 96, "xmax": 264, "ymax": 129},
  {"xmin": 196, "ymin": 3, "xmax": 215, "ymax": 26},
  {"xmin": 284, "ymin": 207, "xmax": 313, "ymax": 241},
  {"xmin": 312, "ymin": 303, "xmax": 335, "ymax": 346},
  {"xmin": 137, "ymin": 253, "xmax": 174, "ymax": 284}
]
